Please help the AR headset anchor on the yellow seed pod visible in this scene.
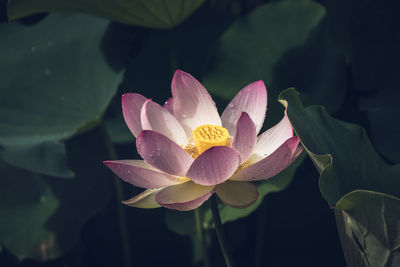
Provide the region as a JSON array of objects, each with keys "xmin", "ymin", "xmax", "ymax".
[{"xmin": 193, "ymin": 124, "xmax": 230, "ymax": 154}]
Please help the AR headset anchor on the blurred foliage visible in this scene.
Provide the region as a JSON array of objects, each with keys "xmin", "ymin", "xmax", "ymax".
[
  {"xmin": 0, "ymin": 12, "xmax": 128, "ymax": 262},
  {"xmin": 105, "ymin": 4, "xmax": 234, "ymax": 143},
  {"xmin": 0, "ymin": 142, "xmax": 73, "ymax": 178},
  {"xmin": 326, "ymin": 0, "xmax": 400, "ymax": 165},
  {"xmin": 7, "ymin": 0, "xmax": 205, "ymax": 28},
  {"xmin": 0, "ymin": 14, "xmax": 121, "ymax": 148},
  {"xmin": 326, "ymin": 0, "xmax": 400, "ymax": 92},
  {"xmin": 0, "ymin": 0, "xmax": 399, "ymax": 266},
  {"xmin": 0, "ymin": 163, "xmax": 58, "ymax": 261},
  {"xmin": 0, "ymin": 128, "xmax": 113, "ymax": 261},
  {"xmin": 203, "ymin": 0, "xmax": 346, "ymax": 129},
  {"xmin": 0, "ymin": 14, "xmax": 125, "ymax": 179},
  {"xmin": 359, "ymin": 88, "xmax": 400, "ymax": 163}
]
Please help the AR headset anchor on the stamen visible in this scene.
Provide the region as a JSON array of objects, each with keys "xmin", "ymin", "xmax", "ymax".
[
  {"xmin": 184, "ymin": 143, "xmax": 200, "ymax": 159},
  {"xmin": 193, "ymin": 125, "xmax": 229, "ymax": 154}
]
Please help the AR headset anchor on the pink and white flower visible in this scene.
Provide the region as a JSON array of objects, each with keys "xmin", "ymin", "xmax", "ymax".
[{"xmin": 104, "ymin": 70, "xmax": 302, "ymax": 211}]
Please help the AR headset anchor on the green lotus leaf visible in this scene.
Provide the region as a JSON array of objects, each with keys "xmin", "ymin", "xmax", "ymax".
[
  {"xmin": 279, "ymin": 88, "xmax": 400, "ymax": 267},
  {"xmin": 0, "ymin": 14, "xmax": 122, "ymax": 147},
  {"xmin": 7, "ymin": 0, "xmax": 205, "ymax": 29},
  {"xmin": 336, "ymin": 190, "xmax": 400, "ymax": 267},
  {"xmin": 278, "ymin": 88, "xmax": 400, "ymax": 204}
]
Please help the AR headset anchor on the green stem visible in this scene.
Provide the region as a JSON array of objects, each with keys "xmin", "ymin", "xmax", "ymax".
[
  {"xmin": 195, "ymin": 209, "xmax": 211, "ymax": 267},
  {"xmin": 100, "ymin": 123, "xmax": 132, "ymax": 267},
  {"xmin": 210, "ymin": 195, "xmax": 236, "ymax": 267}
]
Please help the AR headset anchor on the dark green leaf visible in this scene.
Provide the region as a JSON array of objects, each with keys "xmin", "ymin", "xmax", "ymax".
[
  {"xmin": 0, "ymin": 142, "xmax": 74, "ymax": 178},
  {"xmin": 279, "ymin": 88, "xmax": 400, "ymax": 267},
  {"xmin": 7, "ymin": 0, "xmax": 205, "ymax": 29},
  {"xmin": 203, "ymin": 0, "xmax": 346, "ymax": 129},
  {"xmin": 0, "ymin": 163, "xmax": 59, "ymax": 260},
  {"xmin": 336, "ymin": 190, "xmax": 400, "ymax": 267},
  {"xmin": 334, "ymin": 209, "xmax": 369, "ymax": 267},
  {"xmin": 0, "ymin": 128, "xmax": 113, "ymax": 260},
  {"xmin": 278, "ymin": 88, "xmax": 400, "ymax": 205}
]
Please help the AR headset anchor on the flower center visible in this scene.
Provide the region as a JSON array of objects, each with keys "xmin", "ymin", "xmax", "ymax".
[{"xmin": 193, "ymin": 125, "xmax": 229, "ymax": 154}]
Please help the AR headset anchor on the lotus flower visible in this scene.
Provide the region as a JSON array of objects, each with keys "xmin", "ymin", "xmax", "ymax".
[{"xmin": 104, "ymin": 70, "xmax": 302, "ymax": 211}]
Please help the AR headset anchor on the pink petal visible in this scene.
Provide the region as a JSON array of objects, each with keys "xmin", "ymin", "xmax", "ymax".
[
  {"xmin": 136, "ymin": 130, "xmax": 194, "ymax": 176},
  {"xmin": 232, "ymin": 112, "xmax": 257, "ymax": 164},
  {"xmin": 141, "ymin": 100, "xmax": 188, "ymax": 146},
  {"xmin": 171, "ymin": 70, "xmax": 221, "ymax": 136},
  {"xmin": 103, "ymin": 160, "xmax": 187, "ymax": 189},
  {"xmin": 122, "ymin": 93, "xmax": 147, "ymax": 138},
  {"xmin": 122, "ymin": 188, "xmax": 162, "ymax": 209},
  {"xmin": 186, "ymin": 146, "xmax": 240, "ymax": 186},
  {"xmin": 231, "ymin": 136, "xmax": 300, "ymax": 181},
  {"xmin": 155, "ymin": 181, "xmax": 214, "ymax": 211},
  {"xmin": 164, "ymin": 97, "xmax": 174, "ymax": 114},
  {"xmin": 216, "ymin": 181, "xmax": 258, "ymax": 208},
  {"xmin": 289, "ymin": 146, "xmax": 304, "ymax": 164},
  {"xmin": 252, "ymin": 111, "xmax": 293, "ymax": 162},
  {"xmin": 221, "ymin": 81, "xmax": 267, "ymax": 135}
]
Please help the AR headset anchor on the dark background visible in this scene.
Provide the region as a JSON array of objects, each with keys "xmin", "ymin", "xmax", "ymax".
[{"xmin": 1, "ymin": 0, "xmax": 399, "ymax": 266}]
